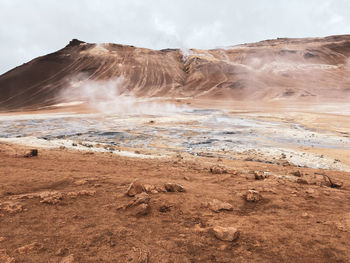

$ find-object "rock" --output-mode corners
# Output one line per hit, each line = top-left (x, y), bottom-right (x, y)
(55, 248), (69, 257)
(296, 178), (309, 184)
(244, 190), (262, 202)
(0, 249), (15, 263)
(0, 237), (6, 242)
(208, 199), (233, 212)
(126, 193), (150, 208)
(212, 226), (240, 242)
(16, 242), (43, 254)
(0, 201), (23, 213)
(133, 203), (150, 217)
(210, 166), (227, 174)
(24, 149), (38, 157)
(183, 176), (190, 181)
(254, 171), (269, 180)
(74, 179), (89, 185)
(143, 184), (156, 193)
(67, 190), (96, 198)
(301, 212), (309, 218)
(164, 183), (184, 192)
(39, 191), (64, 204)
(159, 204), (171, 213)
(291, 170), (302, 177)
(60, 254), (75, 263)
(126, 180), (145, 197)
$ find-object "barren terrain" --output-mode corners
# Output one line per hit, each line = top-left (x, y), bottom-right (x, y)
(1, 101), (350, 263)
(1, 35), (350, 262)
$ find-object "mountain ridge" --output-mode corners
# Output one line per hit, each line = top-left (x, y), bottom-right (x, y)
(1, 35), (350, 110)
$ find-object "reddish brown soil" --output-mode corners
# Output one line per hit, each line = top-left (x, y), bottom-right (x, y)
(1, 143), (350, 263)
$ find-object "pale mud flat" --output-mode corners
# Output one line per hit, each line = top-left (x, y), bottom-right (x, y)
(1, 100), (350, 172)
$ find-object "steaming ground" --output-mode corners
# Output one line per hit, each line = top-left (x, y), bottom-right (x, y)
(1, 100), (350, 262)
(0, 100), (349, 171)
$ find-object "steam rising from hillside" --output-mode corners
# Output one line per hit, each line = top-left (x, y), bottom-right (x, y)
(60, 75), (188, 115)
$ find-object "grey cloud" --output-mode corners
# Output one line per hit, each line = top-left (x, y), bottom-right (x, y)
(0, 0), (349, 74)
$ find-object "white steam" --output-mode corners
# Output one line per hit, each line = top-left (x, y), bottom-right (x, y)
(60, 75), (188, 115)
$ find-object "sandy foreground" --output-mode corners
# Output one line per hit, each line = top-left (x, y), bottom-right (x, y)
(1, 101), (350, 262)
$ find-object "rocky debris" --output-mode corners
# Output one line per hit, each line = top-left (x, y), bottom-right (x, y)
(212, 226), (240, 242)
(210, 165), (227, 174)
(143, 184), (158, 194)
(67, 190), (96, 198)
(244, 190), (262, 202)
(55, 248), (69, 257)
(126, 180), (145, 197)
(39, 191), (64, 204)
(15, 242), (43, 254)
(7, 190), (95, 206)
(60, 254), (75, 263)
(207, 199), (233, 213)
(126, 193), (150, 208)
(0, 237), (6, 242)
(164, 183), (184, 192)
(0, 249), (15, 263)
(254, 171), (269, 180)
(121, 193), (151, 217)
(24, 149), (38, 157)
(0, 201), (23, 213)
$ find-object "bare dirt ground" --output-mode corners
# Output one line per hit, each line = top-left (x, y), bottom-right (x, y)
(1, 102), (350, 263)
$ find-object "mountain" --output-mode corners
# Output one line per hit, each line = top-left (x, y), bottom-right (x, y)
(1, 35), (350, 110)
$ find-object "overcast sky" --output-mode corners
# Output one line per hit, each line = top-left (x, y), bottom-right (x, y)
(0, 0), (349, 74)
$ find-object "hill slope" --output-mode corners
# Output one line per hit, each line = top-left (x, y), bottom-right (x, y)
(1, 35), (350, 110)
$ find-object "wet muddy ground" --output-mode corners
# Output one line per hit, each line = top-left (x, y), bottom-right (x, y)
(1, 108), (349, 171)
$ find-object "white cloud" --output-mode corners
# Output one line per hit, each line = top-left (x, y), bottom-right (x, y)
(0, 0), (350, 74)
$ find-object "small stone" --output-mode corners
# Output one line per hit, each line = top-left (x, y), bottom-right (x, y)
(296, 178), (309, 184)
(0, 237), (6, 242)
(183, 176), (190, 181)
(212, 226), (240, 242)
(291, 170), (302, 177)
(60, 254), (75, 263)
(16, 242), (43, 254)
(24, 149), (38, 157)
(143, 184), (156, 193)
(159, 204), (171, 213)
(164, 183), (184, 192)
(301, 212), (309, 218)
(126, 180), (145, 197)
(133, 203), (150, 217)
(55, 248), (69, 257)
(208, 199), (233, 213)
(210, 166), (227, 174)
(253, 171), (269, 180)
(244, 190), (262, 202)
(74, 179), (89, 186)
